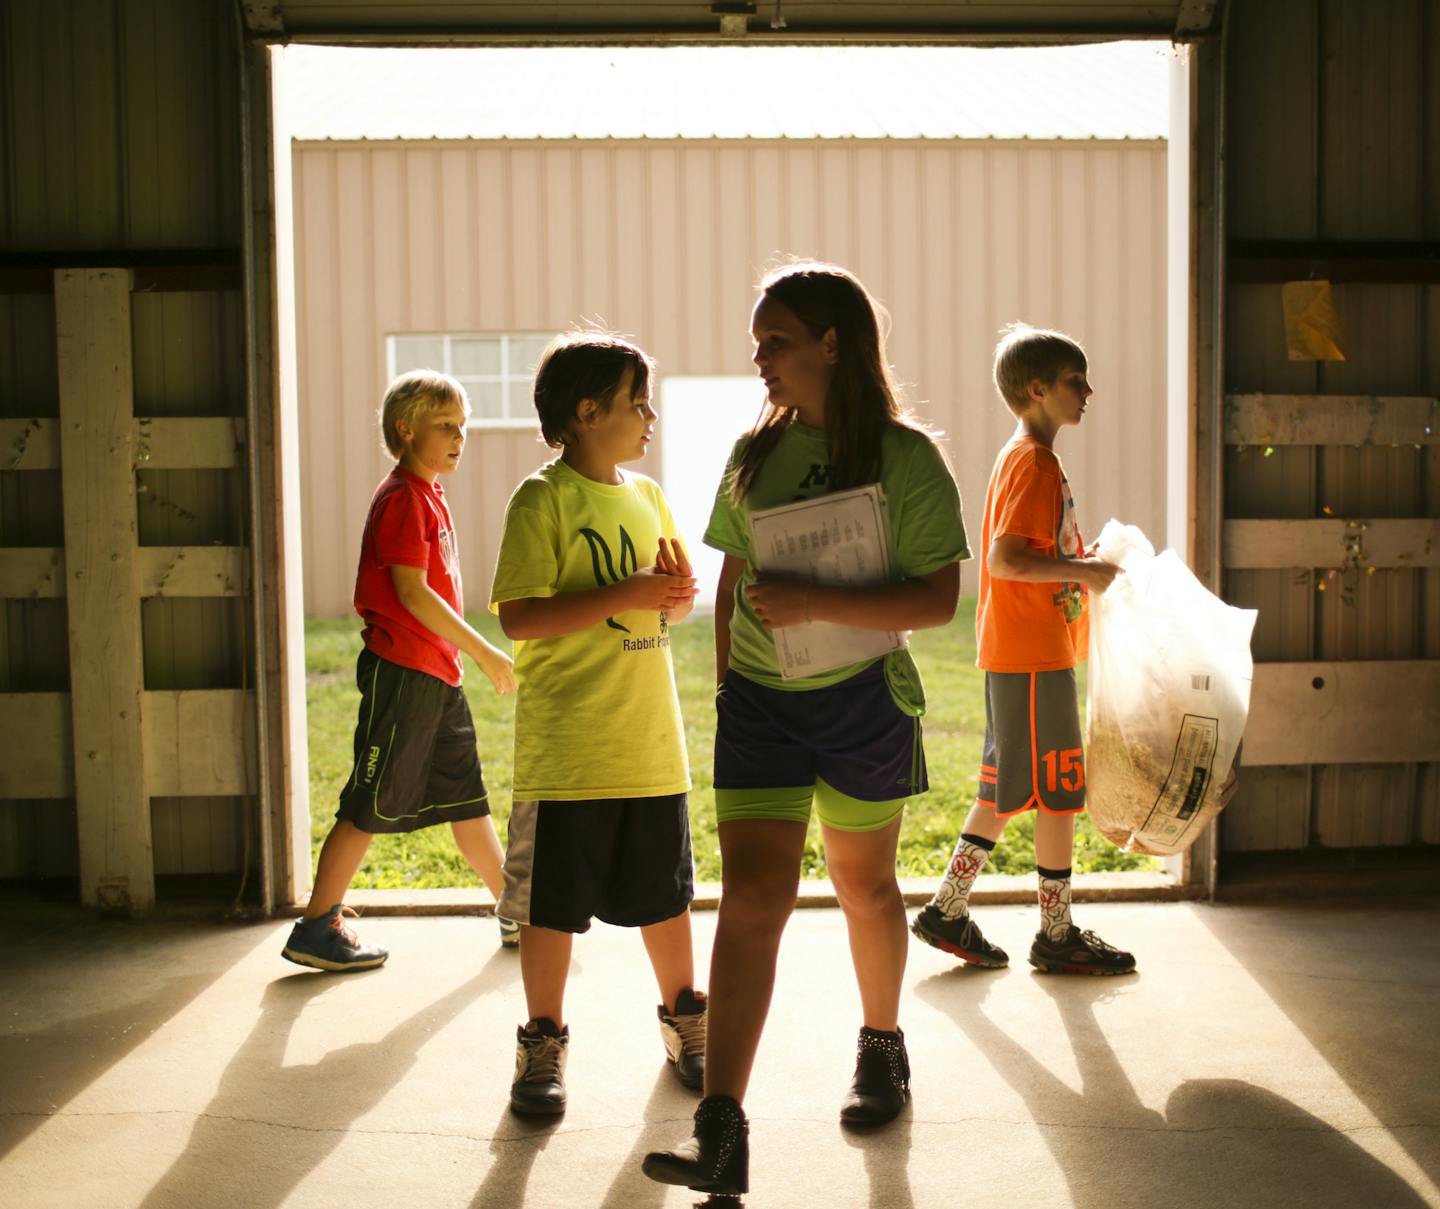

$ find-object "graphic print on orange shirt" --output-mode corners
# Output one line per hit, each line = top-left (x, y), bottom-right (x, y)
(976, 436), (1088, 673)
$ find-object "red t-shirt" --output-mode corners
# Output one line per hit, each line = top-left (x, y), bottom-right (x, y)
(976, 435), (1089, 673)
(353, 467), (464, 685)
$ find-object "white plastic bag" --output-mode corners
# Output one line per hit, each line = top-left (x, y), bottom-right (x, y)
(1085, 520), (1257, 856)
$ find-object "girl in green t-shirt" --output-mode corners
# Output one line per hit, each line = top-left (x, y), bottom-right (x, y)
(643, 262), (970, 1198)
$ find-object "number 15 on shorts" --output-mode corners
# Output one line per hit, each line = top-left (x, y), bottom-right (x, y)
(1041, 748), (1085, 793)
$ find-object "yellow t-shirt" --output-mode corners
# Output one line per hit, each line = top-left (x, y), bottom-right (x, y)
(489, 458), (690, 801)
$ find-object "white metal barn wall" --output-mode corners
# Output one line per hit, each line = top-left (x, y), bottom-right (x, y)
(292, 136), (1169, 617)
(1219, 0), (1440, 858)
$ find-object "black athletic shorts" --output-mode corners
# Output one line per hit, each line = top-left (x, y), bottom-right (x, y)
(497, 793), (694, 934)
(335, 648), (491, 834)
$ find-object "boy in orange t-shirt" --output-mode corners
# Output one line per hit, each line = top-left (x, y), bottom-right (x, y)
(912, 324), (1135, 975)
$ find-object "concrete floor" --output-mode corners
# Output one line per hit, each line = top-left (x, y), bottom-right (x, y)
(2, 898), (1437, 1209)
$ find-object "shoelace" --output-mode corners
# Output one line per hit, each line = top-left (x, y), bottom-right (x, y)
(328, 905), (361, 946)
(670, 1009), (707, 1056)
(521, 1034), (566, 1083)
(1077, 928), (1119, 953)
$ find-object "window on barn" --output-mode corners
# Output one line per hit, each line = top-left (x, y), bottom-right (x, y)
(387, 332), (551, 427)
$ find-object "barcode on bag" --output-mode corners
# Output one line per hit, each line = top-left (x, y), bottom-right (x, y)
(1191, 674), (1212, 692)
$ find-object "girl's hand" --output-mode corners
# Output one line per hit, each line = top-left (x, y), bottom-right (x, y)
(744, 576), (811, 629)
(475, 644), (516, 696)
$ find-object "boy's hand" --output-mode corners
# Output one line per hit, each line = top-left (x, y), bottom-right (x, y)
(624, 567), (698, 612)
(474, 643), (516, 696)
(655, 536), (693, 580)
(1076, 557), (1123, 595)
(744, 575), (811, 629)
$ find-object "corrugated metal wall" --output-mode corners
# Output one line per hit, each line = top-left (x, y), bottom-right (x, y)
(293, 136), (1168, 616)
(0, 0), (253, 891)
(1221, 0), (1440, 854)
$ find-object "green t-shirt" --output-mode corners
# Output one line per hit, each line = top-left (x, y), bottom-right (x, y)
(704, 421), (971, 694)
(490, 458), (690, 801)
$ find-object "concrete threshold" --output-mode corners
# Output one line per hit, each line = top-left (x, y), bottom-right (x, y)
(336, 869), (1199, 918)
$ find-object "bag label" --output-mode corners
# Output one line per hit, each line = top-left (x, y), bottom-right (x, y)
(1138, 714), (1219, 846)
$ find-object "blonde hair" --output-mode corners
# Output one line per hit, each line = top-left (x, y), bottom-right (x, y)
(992, 323), (1087, 415)
(379, 370), (469, 457)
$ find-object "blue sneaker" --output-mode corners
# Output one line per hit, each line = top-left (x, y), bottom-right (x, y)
(281, 904), (388, 972)
(497, 914), (521, 949)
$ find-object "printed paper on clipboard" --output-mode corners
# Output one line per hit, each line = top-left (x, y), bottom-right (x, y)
(748, 484), (905, 679)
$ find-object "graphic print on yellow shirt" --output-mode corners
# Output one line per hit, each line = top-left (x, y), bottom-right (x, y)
(490, 459), (690, 801)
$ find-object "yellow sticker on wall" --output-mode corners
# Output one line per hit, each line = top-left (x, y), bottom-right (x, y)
(1282, 280), (1346, 361)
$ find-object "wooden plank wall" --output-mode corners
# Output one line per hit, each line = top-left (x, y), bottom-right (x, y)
(1221, 0), (1440, 854)
(0, 0), (255, 902)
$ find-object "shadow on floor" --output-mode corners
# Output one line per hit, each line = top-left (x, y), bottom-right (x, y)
(916, 965), (1429, 1209)
(843, 1108), (914, 1209)
(137, 947), (518, 1209)
(1195, 898), (1440, 1193)
(0, 915), (237, 1162)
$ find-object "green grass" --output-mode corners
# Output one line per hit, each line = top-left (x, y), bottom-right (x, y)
(305, 599), (1158, 888)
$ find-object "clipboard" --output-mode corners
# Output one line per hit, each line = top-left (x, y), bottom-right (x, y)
(748, 484), (905, 679)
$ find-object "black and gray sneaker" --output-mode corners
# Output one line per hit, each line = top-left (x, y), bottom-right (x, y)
(1028, 925), (1136, 976)
(658, 987), (707, 1090)
(510, 1018), (569, 1116)
(280, 904), (388, 972)
(911, 904), (1009, 968)
(839, 1026), (911, 1126)
(642, 1094), (748, 1196)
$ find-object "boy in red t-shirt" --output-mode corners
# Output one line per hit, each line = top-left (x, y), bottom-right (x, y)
(282, 370), (517, 971)
(912, 324), (1135, 975)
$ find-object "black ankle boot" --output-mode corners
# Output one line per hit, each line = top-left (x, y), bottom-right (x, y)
(641, 1094), (748, 1195)
(839, 1026), (911, 1125)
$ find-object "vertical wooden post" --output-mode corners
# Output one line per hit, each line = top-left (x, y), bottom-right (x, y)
(245, 41), (313, 911)
(55, 267), (154, 912)
(1186, 32), (1227, 897)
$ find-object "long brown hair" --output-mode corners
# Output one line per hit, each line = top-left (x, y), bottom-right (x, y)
(729, 261), (925, 504)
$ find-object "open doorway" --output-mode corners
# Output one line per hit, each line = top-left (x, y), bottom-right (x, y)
(274, 41), (1175, 896)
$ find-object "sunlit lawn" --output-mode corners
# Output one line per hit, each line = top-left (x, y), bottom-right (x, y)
(305, 598), (1157, 888)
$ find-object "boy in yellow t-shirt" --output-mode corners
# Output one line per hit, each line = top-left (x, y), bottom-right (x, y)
(912, 323), (1135, 976)
(490, 331), (705, 1116)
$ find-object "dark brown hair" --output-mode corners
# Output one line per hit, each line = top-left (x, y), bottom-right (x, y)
(532, 330), (655, 449)
(730, 261), (927, 504)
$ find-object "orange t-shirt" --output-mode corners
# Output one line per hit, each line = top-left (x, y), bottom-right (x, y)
(976, 435), (1089, 673)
